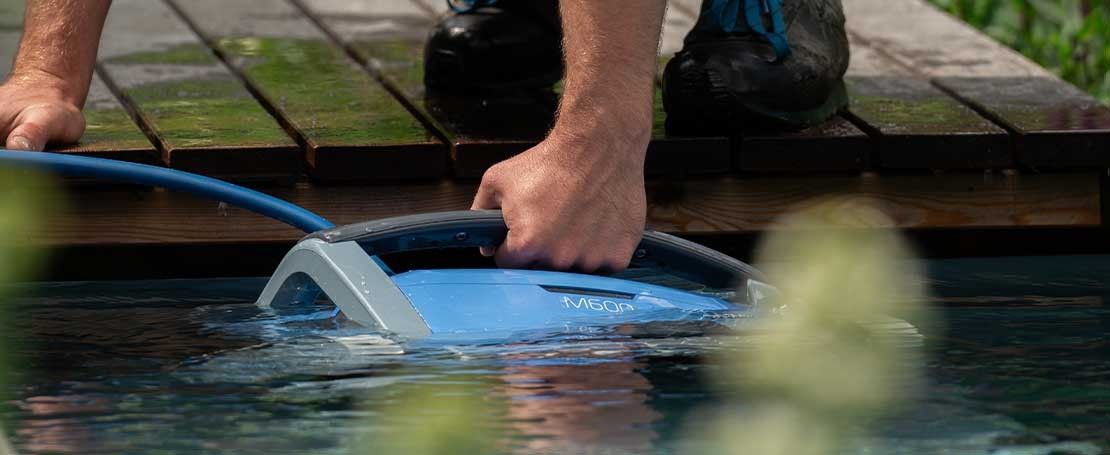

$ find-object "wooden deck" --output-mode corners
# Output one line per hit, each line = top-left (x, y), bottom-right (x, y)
(3, 0), (1110, 279)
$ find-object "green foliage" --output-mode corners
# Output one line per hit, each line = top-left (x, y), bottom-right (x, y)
(929, 0), (1110, 104)
(352, 378), (509, 455)
(691, 198), (933, 454)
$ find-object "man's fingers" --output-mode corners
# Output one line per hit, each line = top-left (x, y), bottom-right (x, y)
(493, 231), (539, 269)
(5, 122), (47, 151)
(5, 105), (85, 151)
(470, 176), (501, 211)
(472, 169), (504, 256)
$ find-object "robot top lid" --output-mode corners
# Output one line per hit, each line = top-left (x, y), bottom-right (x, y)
(256, 210), (778, 338)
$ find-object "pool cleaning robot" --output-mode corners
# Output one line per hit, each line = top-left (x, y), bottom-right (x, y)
(0, 150), (777, 338)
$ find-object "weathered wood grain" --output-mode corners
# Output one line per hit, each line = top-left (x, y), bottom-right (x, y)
(39, 172), (1098, 249)
(97, 0), (299, 182)
(301, 0), (731, 177)
(0, 1), (23, 75)
(843, 0), (1110, 169)
(169, 0), (446, 182)
(668, 0), (702, 19)
(845, 43), (1010, 169)
(52, 75), (160, 164)
(0, 2), (157, 163)
(649, 82), (732, 174)
(738, 117), (870, 172)
(660, 1), (694, 57)
(296, 0), (554, 178)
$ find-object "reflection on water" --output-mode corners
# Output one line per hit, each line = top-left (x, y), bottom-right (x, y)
(1, 256), (1108, 454)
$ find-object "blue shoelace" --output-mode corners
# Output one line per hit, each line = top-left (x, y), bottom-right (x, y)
(448, 0), (497, 13)
(706, 0), (792, 61)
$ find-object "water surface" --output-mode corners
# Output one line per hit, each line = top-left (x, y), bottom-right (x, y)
(1, 256), (1108, 454)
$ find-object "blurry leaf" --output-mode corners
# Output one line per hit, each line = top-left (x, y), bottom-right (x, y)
(0, 168), (62, 453)
(690, 197), (933, 455)
(352, 378), (509, 455)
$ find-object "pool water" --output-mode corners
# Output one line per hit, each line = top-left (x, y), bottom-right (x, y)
(1, 256), (1108, 454)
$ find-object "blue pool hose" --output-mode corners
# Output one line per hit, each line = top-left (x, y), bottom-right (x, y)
(0, 150), (336, 233)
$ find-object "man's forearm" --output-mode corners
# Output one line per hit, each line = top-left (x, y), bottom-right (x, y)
(9, 0), (112, 107)
(554, 0), (666, 161)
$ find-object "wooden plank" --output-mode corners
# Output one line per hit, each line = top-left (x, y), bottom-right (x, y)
(0, 2), (156, 163)
(168, 0), (446, 182)
(738, 117), (870, 172)
(296, 0), (555, 178)
(0, 1), (22, 76)
(51, 76), (160, 164)
(845, 43), (1010, 169)
(843, 0), (1110, 169)
(301, 0), (729, 177)
(648, 82), (732, 174)
(660, 1), (694, 57)
(96, 0), (299, 183)
(38, 172), (1099, 248)
(45, 225), (1110, 280)
(668, 0), (702, 19)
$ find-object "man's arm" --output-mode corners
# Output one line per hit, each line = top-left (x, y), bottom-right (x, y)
(1, 0), (111, 151)
(472, 0), (666, 272)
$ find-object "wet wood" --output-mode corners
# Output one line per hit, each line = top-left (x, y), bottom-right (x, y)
(0, 2), (23, 76)
(648, 83), (732, 175)
(96, 0), (299, 183)
(38, 172), (1098, 249)
(51, 76), (160, 165)
(0, 4), (156, 164)
(843, 0), (1110, 169)
(169, 0), (446, 182)
(300, 0), (731, 178)
(43, 224), (1110, 280)
(660, 1), (694, 57)
(845, 43), (1010, 169)
(295, 0), (554, 178)
(738, 117), (869, 172)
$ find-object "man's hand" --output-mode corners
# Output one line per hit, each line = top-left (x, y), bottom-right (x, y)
(1, 0), (112, 151)
(472, 131), (648, 273)
(471, 0), (665, 272)
(0, 72), (85, 151)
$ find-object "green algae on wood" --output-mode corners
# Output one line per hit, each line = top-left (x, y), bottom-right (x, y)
(105, 43), (216, 66)
(48, 76), (158, 164)
(739, 117), (870, 172)
(101, 59), (293, 149)
(845, 44), (1010, 169)
(300, 0), (553, 178)
(170, 0), (445, 181)
(216, 37), (430, 145)
(97, 0), (298, 182)
(101, 69), (293, 149)
(843, 0), (1110, 168)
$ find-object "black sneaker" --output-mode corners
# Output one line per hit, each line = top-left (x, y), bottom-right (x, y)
(424, 0), (563, 94)
(662, 0), (851, 135)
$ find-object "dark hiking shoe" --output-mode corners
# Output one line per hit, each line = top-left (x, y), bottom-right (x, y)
(662, 0), (851, 135)
(424, 0), (563, 94)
